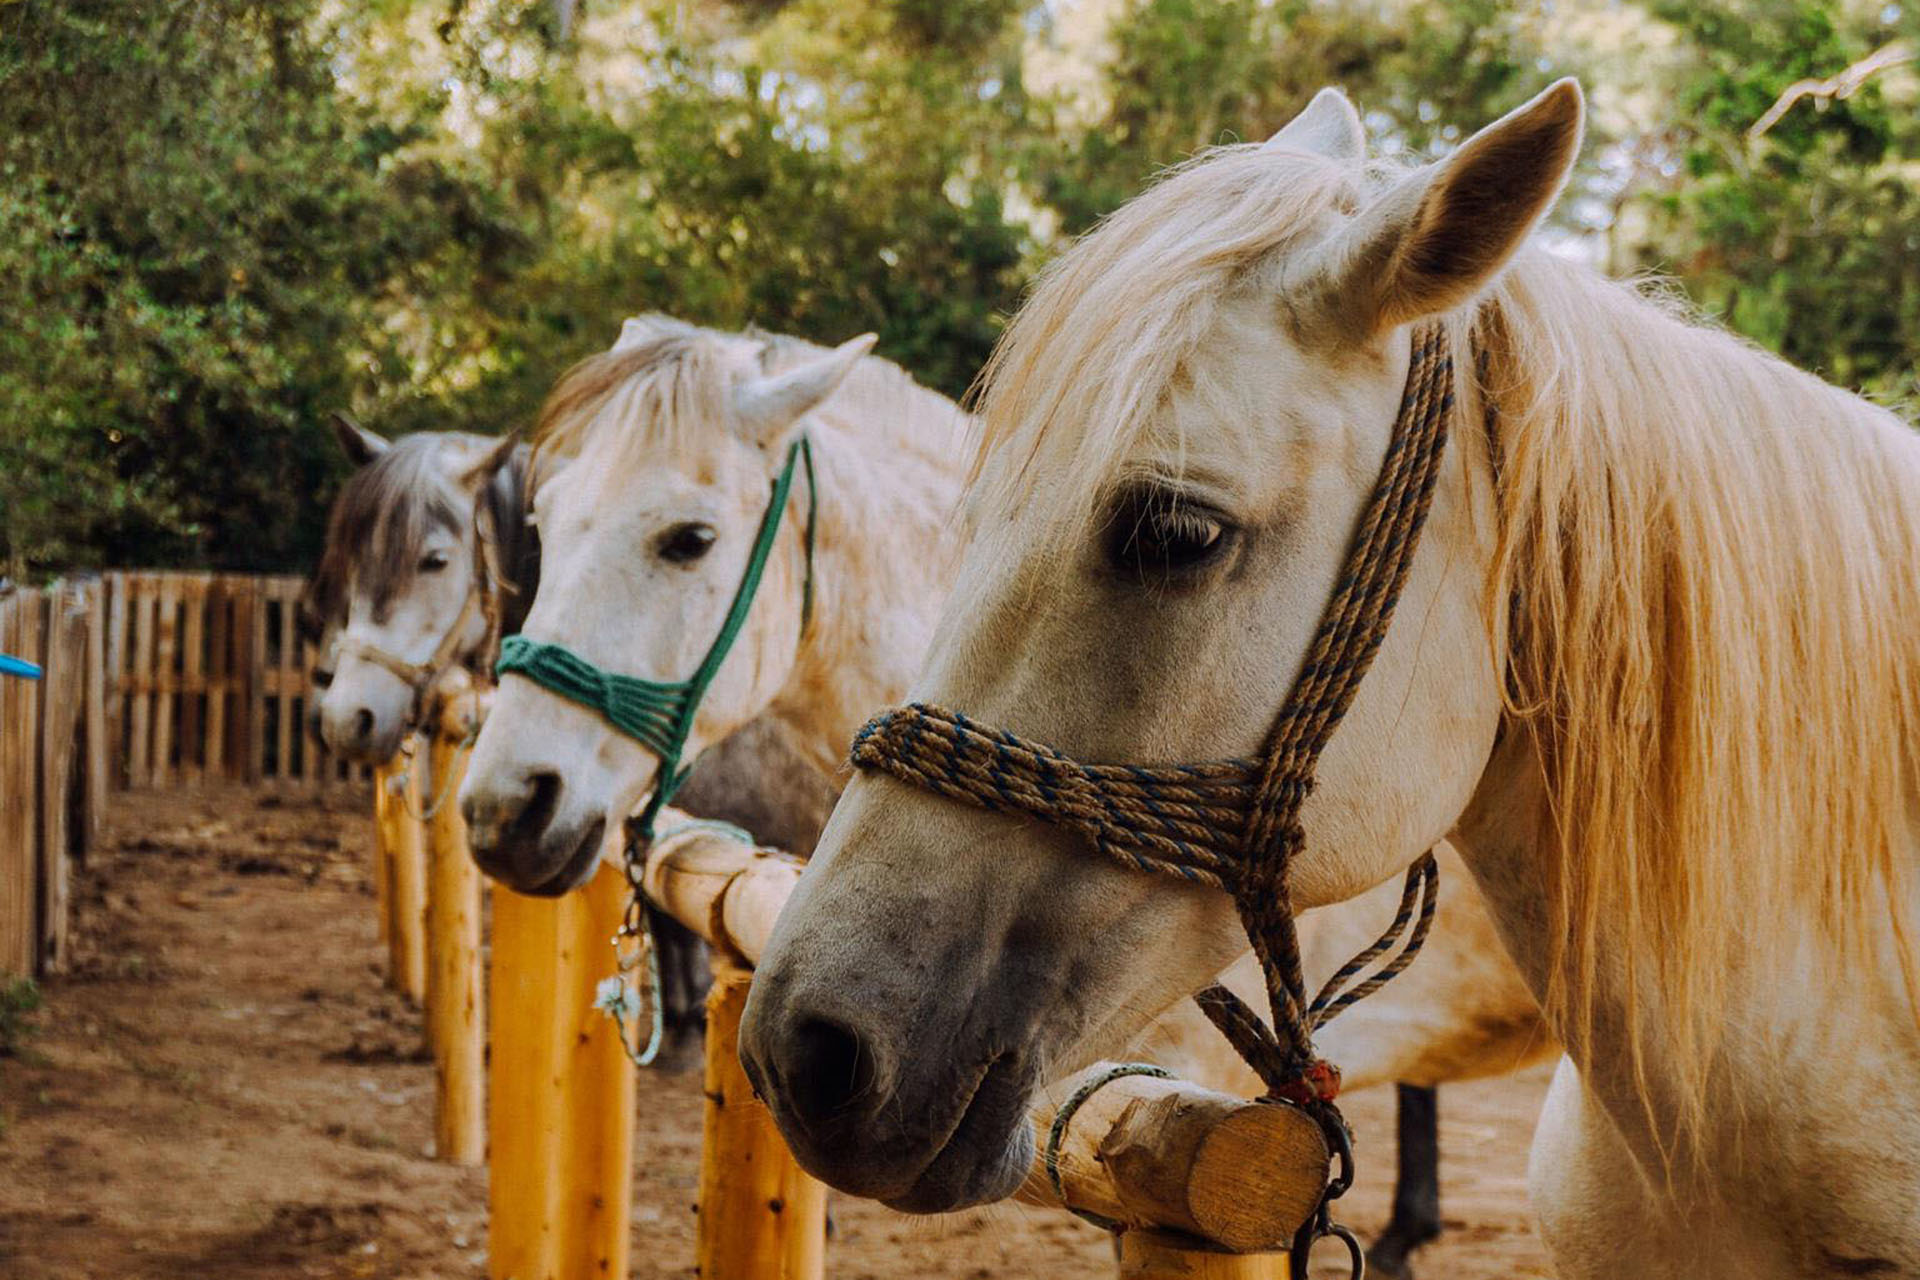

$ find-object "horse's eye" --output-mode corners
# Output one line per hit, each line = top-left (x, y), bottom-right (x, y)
(659, 523), (717, 564)
(419, 550), (450, 573)
(1107, 491), (1234, 581)
(312, 667), (334, 689)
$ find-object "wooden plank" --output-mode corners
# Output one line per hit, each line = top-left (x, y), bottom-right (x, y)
(81, 580), (106, 851)
(697, 954), (827, 1280)
(127, 574), (154, 788)
(274, 585), (294, 781)
(204, 579), (229, 781)
(103, 573), (125, 791)
(0, 594), (37, 975)
(244, 579), (266, 785)
(151, 574), (178, 788)
(37, 586), (84, 973)
(425, 720), (484, 1166)
(179, 577), (206, 781)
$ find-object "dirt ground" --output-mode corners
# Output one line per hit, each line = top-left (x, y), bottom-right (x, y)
(0, 783), (1554, 1279)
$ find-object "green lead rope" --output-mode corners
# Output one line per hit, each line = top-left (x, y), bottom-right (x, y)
(494, 436), (818, 1068)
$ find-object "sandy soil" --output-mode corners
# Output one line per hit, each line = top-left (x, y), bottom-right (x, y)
(0, 783), (1555, 1279)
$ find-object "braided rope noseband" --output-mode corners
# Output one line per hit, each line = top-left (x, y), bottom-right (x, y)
(851, 323), (1456, 1268)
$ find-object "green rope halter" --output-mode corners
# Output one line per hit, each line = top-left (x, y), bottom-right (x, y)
(494, 435), (817, 840)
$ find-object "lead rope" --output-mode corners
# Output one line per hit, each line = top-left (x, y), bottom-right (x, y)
(851, 324), (1458, 1273)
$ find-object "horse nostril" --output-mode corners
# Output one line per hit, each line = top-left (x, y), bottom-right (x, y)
(781, 1014), (877, 1129)
(509, 770), (562, 842)
(352, 708), (374, 742)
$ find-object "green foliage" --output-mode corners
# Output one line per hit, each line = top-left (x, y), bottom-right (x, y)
(2, 0), (1915, 577)
(1032, 0), (1572, 236)
(0, 0), (525, 572)
(0, 976), (42, 1057)
(1619, 1), (1920, 400)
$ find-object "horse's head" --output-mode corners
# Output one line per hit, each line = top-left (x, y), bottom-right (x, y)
(740, 82), (1583, 1210)
(460, 317), (874, 896)
(312, 418), (516, 763)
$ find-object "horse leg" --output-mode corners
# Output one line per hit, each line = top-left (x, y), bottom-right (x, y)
(647, 903), (709, 1073)
(1366, 1083), (1444, 1279)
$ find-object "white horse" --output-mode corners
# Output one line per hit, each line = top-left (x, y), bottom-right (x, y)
(739, 81), (1920, 1279)
(459, 314), (1551, 1272)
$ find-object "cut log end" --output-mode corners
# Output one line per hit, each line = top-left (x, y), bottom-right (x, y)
(1021, 1071), (1330, 1254)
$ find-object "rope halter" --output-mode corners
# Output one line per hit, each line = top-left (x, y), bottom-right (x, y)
(850, 324), (1456, 1273)
(330, 480), (515, 736)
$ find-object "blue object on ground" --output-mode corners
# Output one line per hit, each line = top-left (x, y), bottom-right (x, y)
(0, 654), (43, 680)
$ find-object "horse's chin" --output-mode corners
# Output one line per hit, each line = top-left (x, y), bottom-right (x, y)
(786, 1050), (1037, 1214)
(470, 813), (606, 897)
(879, 1108), (1034, 1215)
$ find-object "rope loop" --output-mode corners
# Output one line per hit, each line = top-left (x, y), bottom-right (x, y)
(1042, 1063), (1174, 1232)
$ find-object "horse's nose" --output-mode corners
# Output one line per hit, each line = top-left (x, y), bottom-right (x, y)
(741, 1002), (886, 1139)
(319, 698), (383, 757)
(461, 769), (566, 887)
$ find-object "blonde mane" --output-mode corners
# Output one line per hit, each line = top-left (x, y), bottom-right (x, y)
(971, 142), (1920, 1143)
(534, 321), (967, 478)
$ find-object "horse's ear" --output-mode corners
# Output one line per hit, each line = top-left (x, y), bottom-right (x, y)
(331, 413), (389, 466)
(614, 313), (689, 351)
(457, 432), (520, 494)
(1302, 78), (1583, 339)
(733, 334), (878, 447)
(1262, 88), (1365, 160)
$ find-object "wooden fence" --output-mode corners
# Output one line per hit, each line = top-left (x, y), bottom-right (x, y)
(2, 570), (370, 977)
(0, 581), (106, 976)
(102, 571), (365, 789)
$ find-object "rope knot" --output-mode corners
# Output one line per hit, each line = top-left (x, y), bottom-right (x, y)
(1265, 1059), (1341, 1106)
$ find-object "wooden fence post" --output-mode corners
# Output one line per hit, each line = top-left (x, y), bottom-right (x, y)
(488, 885), (567, 1280)
(152, 575), (178, 788)
(697, 952), (828, 1280)
(1117, 1233), (1290, 1279)
(0, 591), (42, 975)
(128, 574), (153, 788)
(487, 850), (636, 1280)
(103, 573), (125, 791)
(35, 586), (86, 974)
(425, 708), (485, 1166)
(82, 580), (107, 846)
(559, 861), (635, 1280)
(373, 758), (428, 1003)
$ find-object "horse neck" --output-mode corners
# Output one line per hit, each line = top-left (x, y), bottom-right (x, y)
(1455, 632), (1920, 1186)
(764, 414), (969, 777)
